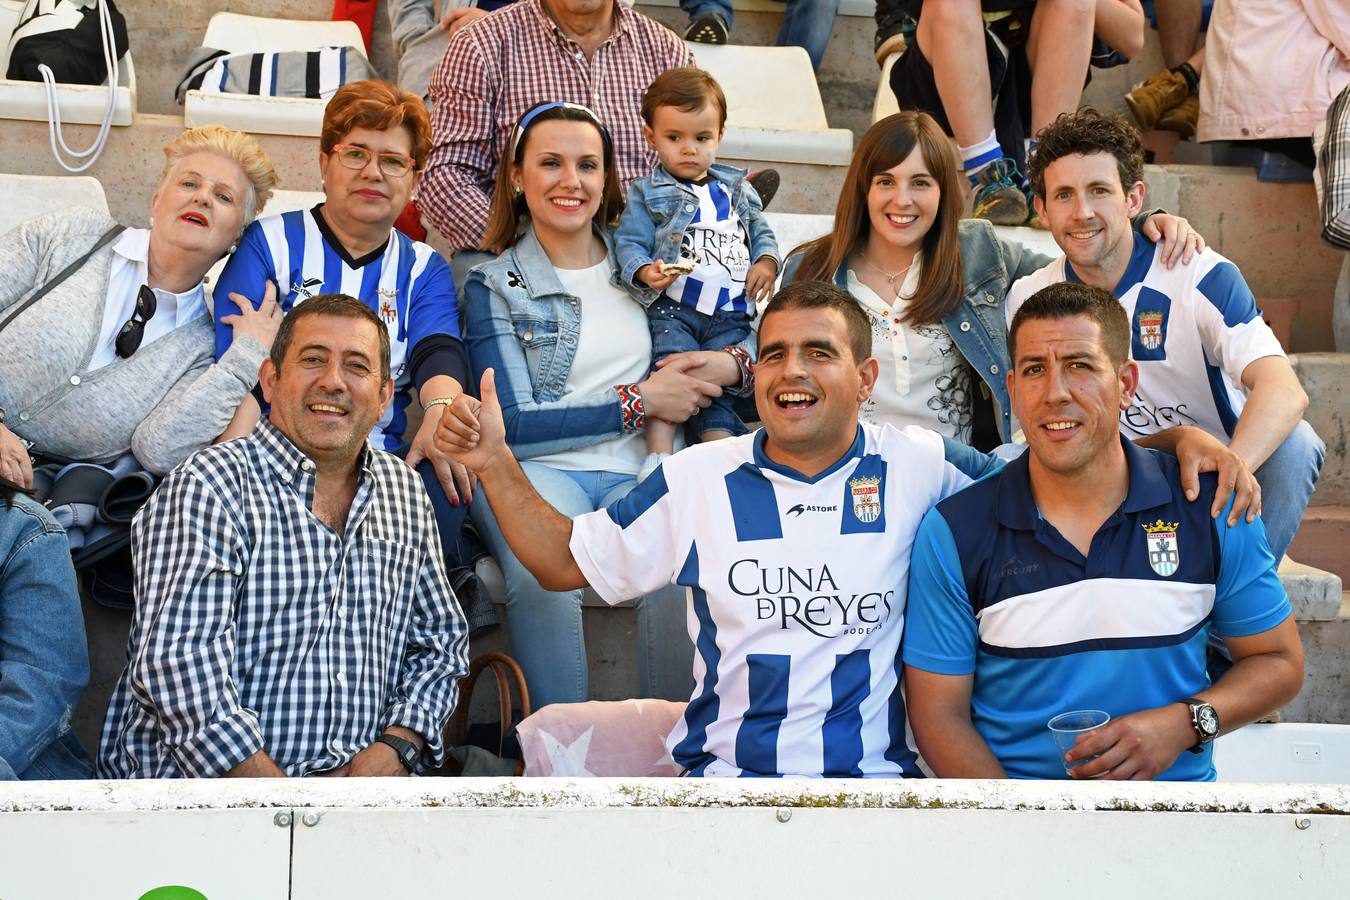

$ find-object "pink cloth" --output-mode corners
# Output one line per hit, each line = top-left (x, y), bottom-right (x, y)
(518, 699), (687, 777)
(1199, 0), (1350, 142)
(420, 0), (695, 251)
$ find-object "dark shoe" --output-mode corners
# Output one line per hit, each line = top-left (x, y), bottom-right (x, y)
(684, 12), (728, 45)
(748, 168), (780, 210)
(971, 158), (1029, 226)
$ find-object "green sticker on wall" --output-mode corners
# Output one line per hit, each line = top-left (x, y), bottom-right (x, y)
(138, 888), (208, 900)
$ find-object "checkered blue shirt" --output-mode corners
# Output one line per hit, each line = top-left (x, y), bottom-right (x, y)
(97, 419), (468, 778)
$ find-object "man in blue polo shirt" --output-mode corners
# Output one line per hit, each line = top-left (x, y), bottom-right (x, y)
(904, 282), (1304, 781)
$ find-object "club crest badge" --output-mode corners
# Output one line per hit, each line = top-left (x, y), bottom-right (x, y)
(848, 475), (881, 524)
(1143, 518), (1180, 577)
(378, 287), (398, 325)
(1137, 310), (1165, 351)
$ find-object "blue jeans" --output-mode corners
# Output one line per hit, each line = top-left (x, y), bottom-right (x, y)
(1252, 420), (1325, 562)
(472, 462), (692, 709)
(649, 299), (751, 438)
(778, 0), (841, 71)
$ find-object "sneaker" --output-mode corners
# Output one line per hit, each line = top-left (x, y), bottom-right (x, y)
(970, 158), (1029, 226)
(748, 168), (780, 210)
(684, 12), (728, 45)
(1124, 68), (1190, 131)
(1156, 92), (1199, 141)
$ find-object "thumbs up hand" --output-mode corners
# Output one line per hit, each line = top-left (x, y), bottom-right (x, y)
(434, 368), (509, 472)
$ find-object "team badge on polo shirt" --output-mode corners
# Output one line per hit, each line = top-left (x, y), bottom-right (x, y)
(1143, 519), (1181, 577)
(378, 287), (398, 325)
(1138, 309), (1165, 350)
(849, 475), (882, 524)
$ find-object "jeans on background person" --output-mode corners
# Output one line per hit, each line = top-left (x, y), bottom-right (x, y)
(472, 461), (693, 709)
(778, 0), (841, 71)
(1252, 419), (1326, 563)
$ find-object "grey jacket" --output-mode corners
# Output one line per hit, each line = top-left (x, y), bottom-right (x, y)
(0, 208), (267, 474)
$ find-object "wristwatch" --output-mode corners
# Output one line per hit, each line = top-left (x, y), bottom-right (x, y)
(375, 733), (420, 772)
(1180, 697), (1220, 753)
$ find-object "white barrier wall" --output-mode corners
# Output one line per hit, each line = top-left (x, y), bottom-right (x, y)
(1, 778), (1347, 899)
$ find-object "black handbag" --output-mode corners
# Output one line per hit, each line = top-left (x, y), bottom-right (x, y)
(5, 0), (129, 85)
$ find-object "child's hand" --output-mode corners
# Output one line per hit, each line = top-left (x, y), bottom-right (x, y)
(637, 261), (679, 291)
(746, 258), (778, 303)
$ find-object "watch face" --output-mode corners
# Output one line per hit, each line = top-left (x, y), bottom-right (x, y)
(1196, 705), (1219, 737)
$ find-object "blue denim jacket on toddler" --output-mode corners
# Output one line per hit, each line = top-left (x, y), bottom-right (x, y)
(615, 162), (780, 308)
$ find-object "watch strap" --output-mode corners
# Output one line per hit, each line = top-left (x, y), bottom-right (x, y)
(1180, 696), (1218, 753)
(375, 733), (419, 771)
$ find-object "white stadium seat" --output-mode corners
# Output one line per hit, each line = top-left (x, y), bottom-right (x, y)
(183, 13), (366, 138)
(0, 0), (136, 127)
(687, 43), (853, 167)
(0, 173), (109, 235)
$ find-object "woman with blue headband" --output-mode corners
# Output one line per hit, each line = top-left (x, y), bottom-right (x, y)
(465, 102), (749, 707)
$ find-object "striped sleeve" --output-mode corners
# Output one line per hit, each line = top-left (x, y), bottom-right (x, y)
(569, 465), (681, 605)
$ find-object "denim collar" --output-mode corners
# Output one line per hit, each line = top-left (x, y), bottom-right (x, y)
(996, 435), (1174, 530)
(646, 161), (748, 191)
(508, 222), (620, 301)
(1064, 229), (1154, 299)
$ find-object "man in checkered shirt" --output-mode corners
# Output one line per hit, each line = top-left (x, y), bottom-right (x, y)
(98, 295), (469, 778)
(419, 0), (694, 279)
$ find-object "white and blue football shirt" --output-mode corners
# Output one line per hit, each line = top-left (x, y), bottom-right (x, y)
(213, 205), (460, 451)
(1005, 232), (1286, 441)
(666, 178), (752, 316)
(569, 422), (1002, 777)
(903, 438), (1291, 781)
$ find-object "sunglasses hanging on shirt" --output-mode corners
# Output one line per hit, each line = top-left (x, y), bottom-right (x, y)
(115, 284), (158, 358)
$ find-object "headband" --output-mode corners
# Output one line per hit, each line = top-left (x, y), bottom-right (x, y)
(511, 101), (613, 162)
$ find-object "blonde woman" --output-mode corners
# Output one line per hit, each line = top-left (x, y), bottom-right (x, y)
(0, 125), (281, 483)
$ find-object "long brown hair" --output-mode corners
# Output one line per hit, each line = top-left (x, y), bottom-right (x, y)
(792, 111), (965, 326)
(480, 102), (624, 255)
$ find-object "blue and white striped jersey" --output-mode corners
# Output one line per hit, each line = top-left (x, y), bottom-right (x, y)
(1006, 232), (1285, 442)
(213, 206), (460, 451)
(666, 179), (752, 316)
(569, 422), (1001, 777)
(903, 438), (1291, 781)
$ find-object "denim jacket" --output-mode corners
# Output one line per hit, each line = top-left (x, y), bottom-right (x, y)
(0, 494), (91, 781)
(782, 218), (1052, 444)
(615, 162), (781, 305)
(465, 224), (640, 460)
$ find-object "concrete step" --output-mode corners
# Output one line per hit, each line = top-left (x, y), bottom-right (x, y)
(1289, 506), (1350, 585)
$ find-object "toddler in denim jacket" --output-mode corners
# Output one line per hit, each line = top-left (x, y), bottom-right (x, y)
(615, 67), (780, 479)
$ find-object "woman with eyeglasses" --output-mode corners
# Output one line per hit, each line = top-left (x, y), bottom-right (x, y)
(0, 125), (280, 487)
(460, 102), (747, 707)
(212, 79), (483, 620)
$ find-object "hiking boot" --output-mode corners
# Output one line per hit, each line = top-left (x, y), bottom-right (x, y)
(1156, 91), (1199, 141)
(971, 158), (1029, 226)
(684, 12), (728, 44)
(1125, 68), (1190, 131)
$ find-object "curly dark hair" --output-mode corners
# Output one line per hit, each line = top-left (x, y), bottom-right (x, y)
(1027, 108), (1145, 201)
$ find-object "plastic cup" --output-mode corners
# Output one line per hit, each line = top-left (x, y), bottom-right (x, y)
(1047, 709), (1111, 776)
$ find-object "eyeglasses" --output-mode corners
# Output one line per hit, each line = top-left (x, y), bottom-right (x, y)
(115, 285), (158, 359)
(330, 144), (417, 178)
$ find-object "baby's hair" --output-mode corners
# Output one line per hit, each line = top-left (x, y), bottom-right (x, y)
(640, 67), (727, 131)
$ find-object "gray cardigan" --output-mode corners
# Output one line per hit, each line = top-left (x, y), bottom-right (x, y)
(0, 207), (267, 474)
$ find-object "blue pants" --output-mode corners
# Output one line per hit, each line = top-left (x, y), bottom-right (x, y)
(649, 299), (751, 438)
(1252, 419), (1325, 562)
(471, 463), (693, 709)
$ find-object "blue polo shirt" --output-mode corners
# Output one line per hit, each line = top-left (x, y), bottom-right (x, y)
(902, 438), (1291, 781)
